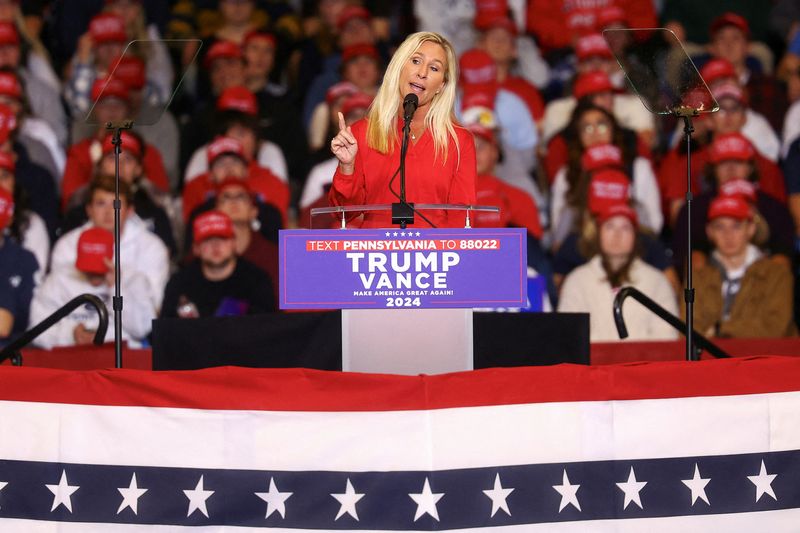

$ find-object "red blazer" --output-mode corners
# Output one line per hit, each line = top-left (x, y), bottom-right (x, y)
(329, 118), (477, 229)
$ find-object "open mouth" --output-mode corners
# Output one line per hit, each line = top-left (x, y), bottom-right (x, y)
(409, 82), (425, 93)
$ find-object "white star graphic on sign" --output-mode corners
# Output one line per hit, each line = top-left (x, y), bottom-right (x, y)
(183, 475), (214, 518)
(331, 478), (364, 521)
(255, 477), (293, 519)
(401, 231), (406, 236)
(117, 473), (148, 515)
(0, 480), (7, 509)
(415, 232), (421, 236)
(616, 467), (647, 510)
(552, 469), (581, 512)
(46, 470), (79, 513)
(482, 473), (514, 517)
(682, 464), (711, 506)
(409, 477), (444, 521)
(747, 460), (777, 502)
(385, 232), (390, 236)
(393, 232), (398, 237)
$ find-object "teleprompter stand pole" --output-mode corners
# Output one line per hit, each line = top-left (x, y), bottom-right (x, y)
(675, 107), (698, 361)
(106, 119), (134, 369)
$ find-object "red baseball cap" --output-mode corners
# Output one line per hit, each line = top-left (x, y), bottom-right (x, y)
(596, 6), (627, 29)
(459, 49), (497, 86)
(709, 132), (755, 163)
(596, 202), (637, 227)
(0, 71), (21, 100)
(337, 5), (371, 31)
(0, 103), (17, 145)
(712, 82), (747, 105)
(243, 30), (276, 48)
(341, 92), (373, 117)
(110, 55), (146, 90)
(588, 169), (630, 215)
(462, 84), (497, 112)
(719, 178), (757, 202)
(76, 227), (114, 275)
(0, 187), (12, 231)
(204, 40), (242, 68)
(575, 34), (613, 62)
(467, 122), (497, 145)
(581, 143), (622, 172)
(101, 131), (142, 159)
(477, 15), (517, 35)
(708, 195), (752, 221)
(89, 13), (128, 44)
(325, 81), (358, 106)
(682, 86), (715, 112)
(91, 77), (130, 103)
(193, 210), (234, 243)
(0, 22), (19, 47)
(207, 136), (246, 166)
(700, 58), (737, 86)
(710, 12), (750, 38)
(341, 43), (379, 64)
(566, 9), (596, 37)
(216, 85), (258, 115)
(573, 70), (614, 100)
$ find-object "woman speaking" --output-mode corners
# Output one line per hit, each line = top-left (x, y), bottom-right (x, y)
(329, 32), (477, 228)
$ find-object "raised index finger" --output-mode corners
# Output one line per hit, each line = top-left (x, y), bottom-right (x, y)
(338, 111), (346, 132)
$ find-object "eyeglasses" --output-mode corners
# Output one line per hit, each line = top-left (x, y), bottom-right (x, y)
(579, 121), (611, 135)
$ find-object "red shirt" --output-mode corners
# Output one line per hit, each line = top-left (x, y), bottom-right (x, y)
(329, 118), (477, 229)
(61, 137), (170, 210)
(525, 0), (657, 52)
(182, 162), (290, 223)
(474, 173), (543, 239)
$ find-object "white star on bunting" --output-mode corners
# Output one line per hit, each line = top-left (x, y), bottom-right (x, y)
(117, 473), (148, 515)
(682, 464), (711, 506)
(409, 477), (444, 521)
(616, 467), (647, 510)
(46, 470), (79, 513)
(482, 473), (514, 517)
(255, 477), (293, 519)
(747, 460), (777, 502)
(552, 469), (581, 512)
(331, 478), (364, 521)
(183, 475), (214, 518)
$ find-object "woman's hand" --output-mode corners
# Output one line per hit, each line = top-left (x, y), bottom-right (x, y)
(331, 112), (357, 174)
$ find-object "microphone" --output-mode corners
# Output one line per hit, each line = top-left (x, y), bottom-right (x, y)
(403, 93), (419, 122)
(392, 94), (419, 228)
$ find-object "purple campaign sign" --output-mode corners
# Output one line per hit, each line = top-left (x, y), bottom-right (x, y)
(279, 228), (527, 309)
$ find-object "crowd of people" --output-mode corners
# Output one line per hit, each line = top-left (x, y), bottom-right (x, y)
(1, 0), (800, 348)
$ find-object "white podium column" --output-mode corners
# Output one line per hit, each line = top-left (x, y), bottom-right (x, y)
(341, 309), (473, 375)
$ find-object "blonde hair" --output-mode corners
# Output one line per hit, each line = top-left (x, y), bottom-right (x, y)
(366, 31), (460, 162)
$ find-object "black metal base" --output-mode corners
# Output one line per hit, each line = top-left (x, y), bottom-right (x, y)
(392, 202), (415, 228)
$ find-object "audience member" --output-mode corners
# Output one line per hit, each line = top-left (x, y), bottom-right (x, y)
(672, 133), (795, 274)
(0, 148), (49, 273)
(50, 176), (169, 312)
(550, 104), (661, 250)
(691, 195), (796, 337)
(0, 187), (37, 347)
(558, 203), (678, 341)
(161, 210), (275, 318)
(61, 77), (170, 209)
(30, 226), (158, 348)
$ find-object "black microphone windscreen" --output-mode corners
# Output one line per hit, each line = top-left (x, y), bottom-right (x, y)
(404, 93), (419, 107)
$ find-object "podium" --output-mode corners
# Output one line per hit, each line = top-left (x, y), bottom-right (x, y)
(278, 203), (527, 375)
